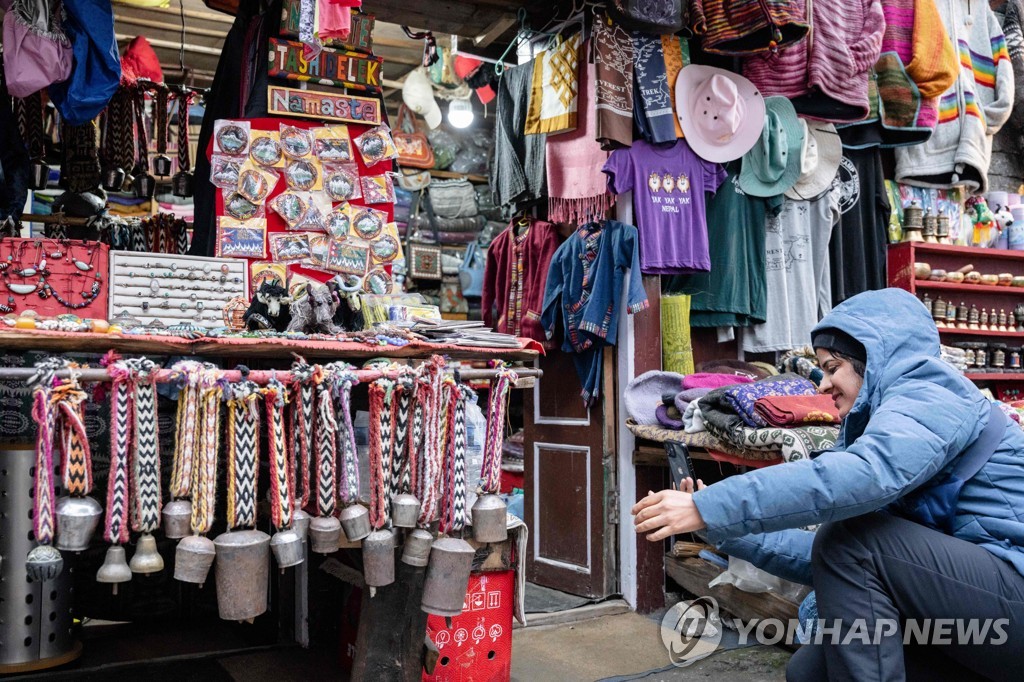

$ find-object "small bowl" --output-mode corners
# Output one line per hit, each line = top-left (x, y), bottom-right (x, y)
(945, 272), (965, 283)
(966, 271), (983, 284)
(981, 274), (1000, 286)
(914, 262), (932, 280)
(1012, 276), (1024, 288)
(999, 273), (1014, 286)
(929, 269), (947, 281)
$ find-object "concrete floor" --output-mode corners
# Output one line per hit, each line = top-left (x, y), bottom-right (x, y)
(512, 612), (791, 682)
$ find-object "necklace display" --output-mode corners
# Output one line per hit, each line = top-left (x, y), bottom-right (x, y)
(0, 239), (103, 313)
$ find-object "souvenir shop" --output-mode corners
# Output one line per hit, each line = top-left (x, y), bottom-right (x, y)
(4, 0), (1024, 678)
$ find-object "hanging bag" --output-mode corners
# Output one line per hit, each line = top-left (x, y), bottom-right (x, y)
(428, 178), (478, 219)
(2, 0), (72, 98)
(407, 190), (443, 280)
(394, 104), (436, 170)
(458, 239), (485, 298)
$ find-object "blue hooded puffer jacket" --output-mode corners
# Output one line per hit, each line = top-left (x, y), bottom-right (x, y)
(693, 288), (1024, 584)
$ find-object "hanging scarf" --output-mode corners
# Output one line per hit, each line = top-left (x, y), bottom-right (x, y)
(525, 32), (582, 135)
(479, 366), (518, 494)
(226, 379), (260, 529)
(593, 14), (634, 150)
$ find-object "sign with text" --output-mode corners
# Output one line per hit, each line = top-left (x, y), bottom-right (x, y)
(279, 0), (375, 55)
(267, 85), (383, 125)
(269, 38), (383, 92)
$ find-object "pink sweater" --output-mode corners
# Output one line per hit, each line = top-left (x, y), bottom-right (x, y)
(742, 0), (885, 122)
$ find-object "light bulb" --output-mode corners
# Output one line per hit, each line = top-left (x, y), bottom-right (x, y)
(448, 99), (474, 129)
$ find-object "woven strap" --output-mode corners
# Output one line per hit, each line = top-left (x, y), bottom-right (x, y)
(133, 86), (150, 169)
(334, 368), (360, 505)
(15, 92), (45, 160)
(368, 379), (391, 529)
(176, 91), (192, 171)
(170, 361), (205, 499)
(415, 356), (447, 526)
(56, 384), (91, 496)
(29, 365), (61, 546)
(131, 360), (161, 533)
(441, 384), (471, 534)
(290, 360), (315, 510)
(315, 369), (338, 517)
(265, 377), (293, 529)
(155, 89), (169, 156)
(191, 373), (222, 535)
(227, 379), (260, 529)
(391, 376), (414, 495)
(479, 366), (518, 494)
(108, 87), (135, 173)
(106, 362), (133, 544)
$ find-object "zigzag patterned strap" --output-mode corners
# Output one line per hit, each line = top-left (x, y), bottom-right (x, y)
(227, 380), (260, 529)
(131, 360), (162, 533)
(106, 362), (134, 544)
(56, 384), (92, 497)
(30, 382), (58, 546)
(191, 373), (222, 535)
(379, 380), (395, 524)
(439, 381), (461, 534)
(451, 386), (471, 532)
(290, 360), (315, 510)
(170, 361), (204, 499)
(393, 376), (414, 494)
(334, 368), (360, 505)
(314, 368), (338, 517)
(417, 357), (447, 526)
(265, 377), (293, 529)
(479, 366), (518, 494)
(367, 379), (391, 528)
(436, 378), (455, 513)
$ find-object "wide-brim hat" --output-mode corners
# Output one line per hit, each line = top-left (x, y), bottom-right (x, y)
(785, 119), (842, 200)
(698, 359), (774, 381)
(739, 96), (804, 197)
(625, 371), (685, 425)
(675, 64), (765, 163)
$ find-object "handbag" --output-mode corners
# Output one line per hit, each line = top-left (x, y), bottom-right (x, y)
(458, 240), (485, 298)
(409, 242), (443, 280)
(397, 168), (432, 191)
(394, 104), (436, 170)
(2, 0), (72, 98)
(428, 178), (478, 219)
(607, 0), (688, 35)
(440, 275), (469, 314)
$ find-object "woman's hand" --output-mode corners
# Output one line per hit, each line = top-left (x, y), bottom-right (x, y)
(631, 477), (708, 542)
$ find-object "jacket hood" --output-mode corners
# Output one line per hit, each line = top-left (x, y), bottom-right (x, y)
(812, 288), (939, 434)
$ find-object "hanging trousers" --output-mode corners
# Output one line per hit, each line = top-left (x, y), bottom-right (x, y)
(785, 512), (1024, 681)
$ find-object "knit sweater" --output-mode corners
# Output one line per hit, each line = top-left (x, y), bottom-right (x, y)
(742, 0), (885, 122)
(691, 0), (808, 55)
(895, 0), (1015, 194)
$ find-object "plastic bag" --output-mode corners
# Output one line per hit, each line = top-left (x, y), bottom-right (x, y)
(708, 557), (810, 604)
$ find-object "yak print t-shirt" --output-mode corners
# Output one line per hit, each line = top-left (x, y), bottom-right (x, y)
(603, 139), (726, 274)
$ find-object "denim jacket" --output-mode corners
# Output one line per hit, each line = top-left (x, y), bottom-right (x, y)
(541, 220), (648, 403)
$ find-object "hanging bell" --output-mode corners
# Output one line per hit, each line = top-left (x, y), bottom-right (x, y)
(339, 503), (372, 542)
(391, 493), (421, 529)
(103, 166), (126, 192)
(270, 528), (304, 569)
(291, 508), (311, 544)
(471, 494), (508, 543)
(421, 537), (475, 616)
(309, 515), (342, 554)
(96, 545), (132, 593)
(363, 529), (396, 588)
(121, 166), (138, 194)
(30, 160), (50, 190)
(174, 534), (216, 585)
(134, 172), (157, 199)
(162, 499), (193, 540)
(152, 154), (173, 178)
(402, 529), (434, 567)
(172, 170), (194, 198)
(55, 495), (103, 552)
(214, 529), (271, 622)
(25, 545), (64, 582)
(130, 533), (165, 574)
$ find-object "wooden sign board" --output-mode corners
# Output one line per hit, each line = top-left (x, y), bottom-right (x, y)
(267, 85), (383, 125)
(279, 0), (375, 55)
(268, 38), (383, 92)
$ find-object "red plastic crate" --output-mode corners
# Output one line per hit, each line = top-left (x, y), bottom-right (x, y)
(425, 570), (514, 682)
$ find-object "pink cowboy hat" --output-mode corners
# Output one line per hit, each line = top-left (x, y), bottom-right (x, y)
(676, 64), (765, 163)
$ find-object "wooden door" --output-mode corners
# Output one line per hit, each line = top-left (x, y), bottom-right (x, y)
(524, 349), (617, 598)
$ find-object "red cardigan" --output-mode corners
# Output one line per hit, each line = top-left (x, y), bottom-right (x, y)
(482, 218), (561, 346)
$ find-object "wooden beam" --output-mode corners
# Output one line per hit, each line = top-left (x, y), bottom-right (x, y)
(473, 13), (517, 47)
(143, 5), (235, 25)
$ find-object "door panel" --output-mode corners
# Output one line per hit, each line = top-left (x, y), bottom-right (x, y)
(525, 349), (617, 598)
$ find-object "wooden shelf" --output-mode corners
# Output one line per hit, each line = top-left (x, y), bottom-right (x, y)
(966, 373), (1024, 381)
(904, 242), (1024, 262)
(429, 170), (488, 184)
(915, 280), (1024, 295)
(937, 327), (1024, 337)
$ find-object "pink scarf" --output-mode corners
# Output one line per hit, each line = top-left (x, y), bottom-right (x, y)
(546, 42), (613, 225)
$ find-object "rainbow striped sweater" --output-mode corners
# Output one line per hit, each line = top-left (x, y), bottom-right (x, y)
(896, 0), (1015, 194)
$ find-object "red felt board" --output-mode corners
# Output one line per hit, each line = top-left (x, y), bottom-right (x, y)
(208, 116), (394, 286)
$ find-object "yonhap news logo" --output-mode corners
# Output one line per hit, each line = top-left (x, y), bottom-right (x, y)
(660, 597), (723, 667)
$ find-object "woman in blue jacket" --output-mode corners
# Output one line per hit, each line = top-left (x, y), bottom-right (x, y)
(633, 289), (1024, 681)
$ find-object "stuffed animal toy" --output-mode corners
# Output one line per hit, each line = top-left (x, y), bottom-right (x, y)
(995, 206), (1015, 249)
(327, 276), (365, 331)
(967, 196), (998, 247)
(244, 282), (292, 332)
(287, 283), (343, 334)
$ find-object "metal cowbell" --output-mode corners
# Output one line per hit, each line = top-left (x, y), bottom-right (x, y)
(102, 166), (126, 192)
(134, 172), (157, 199)
(30, 161), (50, 190)
(55, 495), (102, 552)
(291, 508), (311, 544)
(96, 545), (132, 593)
(339, 503), (371, 542)
(162, 500), (192, 540)
(214, 529), (271, 622)
(172, 171), (194, 198)
(471, 494), (508, 543)
(270, 528), (304, 569)
(390, 493), (420, 529)
(152, 154), (172, 178)
(363, 529), (396, 588)
(401, 528), (434, 567)
(174, 534), (216, 585)
(130, 533), (164, 574)
(421, 537), (474, 617)
(309, 516), (342, 554)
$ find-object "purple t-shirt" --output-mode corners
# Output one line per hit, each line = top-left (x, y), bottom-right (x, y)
(603, 139), (726, 274)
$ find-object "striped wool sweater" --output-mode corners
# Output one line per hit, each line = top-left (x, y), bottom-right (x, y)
(692, 0), (808, 55)
(896, 0), (1015, 194)
(742, 0), (886, 122)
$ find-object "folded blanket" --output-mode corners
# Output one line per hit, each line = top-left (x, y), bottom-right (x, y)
(683, 373), (754, 390)
(657, 404), (684, 430)
(753, 395), (840, 427)
(674, 387), (712, 414)
(723, 375), (818, 428)
(684, 401), (706, 433)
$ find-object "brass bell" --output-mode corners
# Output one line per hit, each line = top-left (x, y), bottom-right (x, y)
(421, 537), (475, 617)
(363, 529), (396, 588)
(162, 499), (192, 540)
(30, 160), (50, 190)
(309, 516), (342, 554)
(291, 508), (311, 544)
(214, 529), (271, 622)
(153, 154), (173, 178)
(471, 494), (508, 543)
(130, 532), (165, 574)
(96, 545), (132, 593)
(401, 528), (434, 567)
(102, 166), (126, 192)
(175, 534), (216, 585)
(270, 528), (304, 569)
(55, 495), (103, 552)
(339, 503), (372, 542)
(391, 493), (421, 529)
(25, 545), (64, 582)
(172, 170), (194, 198)
(134, 172), (157, 199)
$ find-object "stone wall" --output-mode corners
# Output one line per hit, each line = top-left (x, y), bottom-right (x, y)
(990, 125), (1024, 194)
